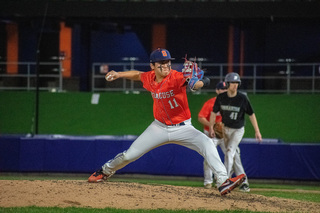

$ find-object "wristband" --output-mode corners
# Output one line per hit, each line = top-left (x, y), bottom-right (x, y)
(200, 77), (210, 87)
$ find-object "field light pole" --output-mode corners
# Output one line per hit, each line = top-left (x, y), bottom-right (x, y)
(33, 3), (48, 136)
(34, 50), (40, 135)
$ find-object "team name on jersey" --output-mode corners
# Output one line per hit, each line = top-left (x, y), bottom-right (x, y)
(221, 105), (240, 112)
(151, 90), (175, 99)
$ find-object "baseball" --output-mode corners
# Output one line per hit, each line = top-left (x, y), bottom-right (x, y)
(105, 75), (113, 81)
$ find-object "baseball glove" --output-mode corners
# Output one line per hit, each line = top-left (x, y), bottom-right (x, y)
(182, 56), (204, 91)
(181, 57), (204, 81)
(182, 60), (195, 81)
(213, 122), (224, 139)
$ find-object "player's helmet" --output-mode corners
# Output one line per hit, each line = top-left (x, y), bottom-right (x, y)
(150, 48), (175, 63)
(225, 72), (241, 87)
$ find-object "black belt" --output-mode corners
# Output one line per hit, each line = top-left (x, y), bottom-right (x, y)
(169, 122), (185, 126)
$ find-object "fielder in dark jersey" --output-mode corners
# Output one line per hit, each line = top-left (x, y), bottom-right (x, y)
(209, 72), (262, 192)
(214, 91), (253, 128)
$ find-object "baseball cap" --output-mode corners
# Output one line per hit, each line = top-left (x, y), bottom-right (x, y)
(216, 81), (227, 90)
(150, 48), (175, 63)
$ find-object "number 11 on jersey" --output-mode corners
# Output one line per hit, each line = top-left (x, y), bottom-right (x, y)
(168, 98), (179, 109)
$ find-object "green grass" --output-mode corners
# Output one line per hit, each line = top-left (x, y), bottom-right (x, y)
(248, 183), (320, 203)
(250, 183), (320, 191)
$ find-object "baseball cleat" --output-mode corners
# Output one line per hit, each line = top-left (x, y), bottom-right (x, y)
(88, 168), (113, 183)
(218, 174), (246, 196)
(239, 183), (251, 192)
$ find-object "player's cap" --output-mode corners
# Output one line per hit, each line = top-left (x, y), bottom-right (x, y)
(216, 81), (227, 90)
(150, 48), (175, 63)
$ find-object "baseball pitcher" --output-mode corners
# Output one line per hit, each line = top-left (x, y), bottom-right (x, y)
(88, 48), (246, 196)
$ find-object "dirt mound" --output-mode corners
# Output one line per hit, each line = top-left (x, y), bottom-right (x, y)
(0, 180), (319, 212)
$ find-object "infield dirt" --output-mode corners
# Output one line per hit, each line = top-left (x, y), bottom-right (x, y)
(1, 180), (319, 212)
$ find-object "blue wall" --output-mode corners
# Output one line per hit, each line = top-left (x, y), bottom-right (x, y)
(1, 135), (319, 181)
(91, 31), (149, 63)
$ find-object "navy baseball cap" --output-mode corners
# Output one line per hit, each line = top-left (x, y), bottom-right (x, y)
(216, 81), (227, 90)
(150, 48), (175, 63)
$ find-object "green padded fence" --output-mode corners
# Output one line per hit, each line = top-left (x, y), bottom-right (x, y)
(1, 91), (319, 143)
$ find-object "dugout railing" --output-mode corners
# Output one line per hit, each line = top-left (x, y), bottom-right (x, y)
(0, 61), (63, 92)
(92, 62), (320, 94)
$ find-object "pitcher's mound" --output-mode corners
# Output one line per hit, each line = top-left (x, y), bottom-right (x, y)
(1, 180), (319, 212)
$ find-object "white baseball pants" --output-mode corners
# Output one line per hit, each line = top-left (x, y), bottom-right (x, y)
(203, 129), (248, 185)
(102, 119), (229, 186)
(224, 126), (248, 184)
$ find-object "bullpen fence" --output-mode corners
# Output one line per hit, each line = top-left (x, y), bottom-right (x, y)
(1, 135), (319, 181)
(1, 61), (319, 94)
(92, 62), (320, 94)
(0, 61), (63, 91)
